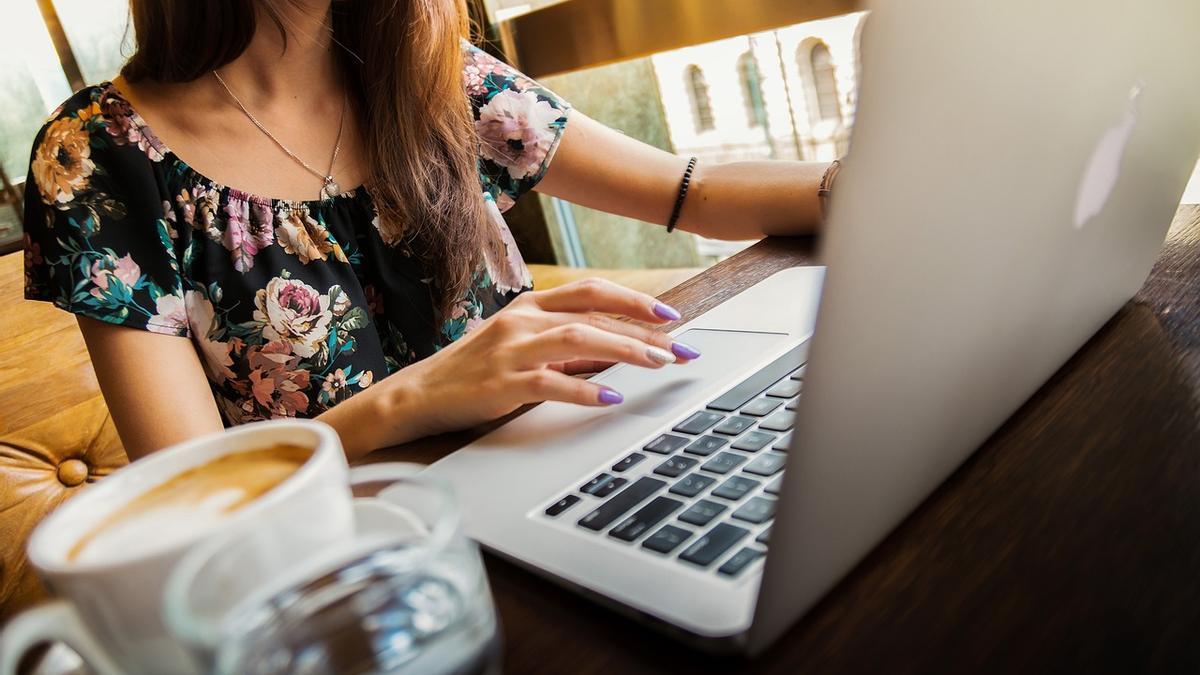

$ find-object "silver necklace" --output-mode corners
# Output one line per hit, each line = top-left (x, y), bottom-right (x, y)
(213, 70), (347, 200)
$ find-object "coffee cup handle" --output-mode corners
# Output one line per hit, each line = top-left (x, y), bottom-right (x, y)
(0, 600), (123, 675)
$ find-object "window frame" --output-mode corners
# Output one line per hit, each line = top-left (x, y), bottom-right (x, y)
(685, 64), (717, 133)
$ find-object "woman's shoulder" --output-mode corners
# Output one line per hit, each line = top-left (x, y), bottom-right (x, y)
(37, 82), (133, 142)
(29, 81), (169, 208)
(35, 81), (167, 165)
(459, 40), (561, 104)
(43, 83), (105, 121)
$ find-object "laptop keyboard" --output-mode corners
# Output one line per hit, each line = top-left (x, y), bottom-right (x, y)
(542, 343), (806, 579)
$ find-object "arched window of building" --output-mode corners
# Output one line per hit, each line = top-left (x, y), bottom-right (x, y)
(802, 41), (842, 123)
(738, 52), (767, 128)
(686, 65), (715, 132)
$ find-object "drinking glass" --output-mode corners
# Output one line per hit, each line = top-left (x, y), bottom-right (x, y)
(163, 464), (501, 675)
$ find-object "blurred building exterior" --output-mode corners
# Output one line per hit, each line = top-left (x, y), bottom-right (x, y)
(652, 13), (866, 166)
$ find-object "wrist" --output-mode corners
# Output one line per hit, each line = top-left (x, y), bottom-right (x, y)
(318, 378), (424, 461)
(374, 369), (436, 447)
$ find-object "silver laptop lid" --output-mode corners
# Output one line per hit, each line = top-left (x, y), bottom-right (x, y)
(751, 0), (1200, 652)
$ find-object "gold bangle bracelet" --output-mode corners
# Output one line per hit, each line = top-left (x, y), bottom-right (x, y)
(817, 159), (843, 224)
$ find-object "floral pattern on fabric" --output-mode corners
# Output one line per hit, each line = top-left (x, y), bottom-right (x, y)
(23, 42), (569, 424)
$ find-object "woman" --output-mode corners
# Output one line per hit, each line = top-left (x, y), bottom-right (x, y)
(23, 0), (831, 461)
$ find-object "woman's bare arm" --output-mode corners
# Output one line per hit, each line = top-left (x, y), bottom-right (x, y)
(76, 279), (692, 463)
(77, 316), (225, 461)
(535, 111), (829, 240)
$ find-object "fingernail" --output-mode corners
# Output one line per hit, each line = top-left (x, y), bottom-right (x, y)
(653, 302), (681, 322)
(671, 341), (701, 360)
(598, 388), (624, 405)
(646, 346), (677, 365)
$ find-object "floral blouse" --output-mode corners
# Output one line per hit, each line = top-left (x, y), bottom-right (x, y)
(23, 44), (570, 424)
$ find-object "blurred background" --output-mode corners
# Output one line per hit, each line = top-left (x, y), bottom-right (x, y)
(1, 0), (1197, 271)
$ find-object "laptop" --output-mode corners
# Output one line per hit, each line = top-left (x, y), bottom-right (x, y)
(419, 0), (1200, 654)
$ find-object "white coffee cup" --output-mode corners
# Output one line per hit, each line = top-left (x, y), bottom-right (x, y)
(0, 419), (357, 675)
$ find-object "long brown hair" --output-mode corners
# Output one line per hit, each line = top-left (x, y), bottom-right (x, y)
(122, 0), (488, 316)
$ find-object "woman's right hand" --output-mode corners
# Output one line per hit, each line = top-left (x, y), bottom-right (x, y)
(322, 278), (702, 457)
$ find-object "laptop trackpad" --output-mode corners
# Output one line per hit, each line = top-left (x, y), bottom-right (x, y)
(592, 328), (790, 418)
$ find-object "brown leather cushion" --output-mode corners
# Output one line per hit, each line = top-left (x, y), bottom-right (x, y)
(0, 251), (128, 622)
(0, 400), (124, 619)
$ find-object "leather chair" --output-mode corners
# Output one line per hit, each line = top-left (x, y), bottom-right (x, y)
(0, 251), (700, 622)
(0, 251), (128, 623)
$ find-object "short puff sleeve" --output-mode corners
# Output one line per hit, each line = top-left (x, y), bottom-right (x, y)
(23, 89), (189, 337)
(463, 42), (571, 212)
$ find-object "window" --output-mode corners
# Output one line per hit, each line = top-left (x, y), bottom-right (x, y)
(685, 65), (715, 132)
(804, 41), (841, 123)
(54, 0), (135, 84)
(737, 52), (767, 128)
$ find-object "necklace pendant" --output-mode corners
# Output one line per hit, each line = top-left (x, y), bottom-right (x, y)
(321, 176), (340, 200)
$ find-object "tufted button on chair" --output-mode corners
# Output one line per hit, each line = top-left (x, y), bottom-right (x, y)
(0, 251), (129, 623)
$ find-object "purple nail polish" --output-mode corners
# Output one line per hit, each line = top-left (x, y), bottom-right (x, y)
(671, 341), (701, 360)
(653, 302), (681, 322)
(598, 388), (624, 405)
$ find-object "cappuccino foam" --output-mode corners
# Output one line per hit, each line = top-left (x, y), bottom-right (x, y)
(69, 444), (312, 565)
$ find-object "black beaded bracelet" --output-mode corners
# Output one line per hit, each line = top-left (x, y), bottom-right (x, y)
(666, 157), (697, 233)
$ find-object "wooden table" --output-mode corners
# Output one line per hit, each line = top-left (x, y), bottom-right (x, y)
(366, 204), (1200, 674)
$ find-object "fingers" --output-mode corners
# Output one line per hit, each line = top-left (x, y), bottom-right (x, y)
(528, 277), (681, 324)
(511, 323), (678, 370)
(554, 311), (680, 357)
(516, 369), (624, 407)
(554, 359), (616, 376)
(509, 310), (699, 364)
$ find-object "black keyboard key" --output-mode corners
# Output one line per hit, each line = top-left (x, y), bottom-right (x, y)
(610, 496), (684, 542)
(759, 411), (795, 432)
(685, 435), (727, 456)
(744, 452), (787, 477)
(644, 434), (689, 454)
(718, 546), (765, 577)
(713, 416), (755, 435)
(756, 526), (772, 545)
(732, 430), (776, 452)
(708, 344), (808, 412)
(581, 473), (613, 495)
(764, 476), (782, 496)
(654, 455), (698, 478)
(766, 380), (802, 398)
(642, 525), (694, 554)
(701, 451), (746, 475)
(740, 398), (782, 417)
(670, 472), (717, 498)
(772, 432), (793, 451)
(578, 477), (665, 531)
(679, 523), (750, 568)
(678, 499), (727, 526)
(731, 496), (776, 524)
(712, 475), (761, 500)
(673, 411), (724, 435)
(591, 477), (627, 498)
(545, 495), (580, 517)
(612, 452), (645, 473)
(789, 364), (807, 380)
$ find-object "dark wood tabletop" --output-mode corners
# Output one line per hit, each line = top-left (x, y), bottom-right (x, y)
(365, 204), (1200, 674)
